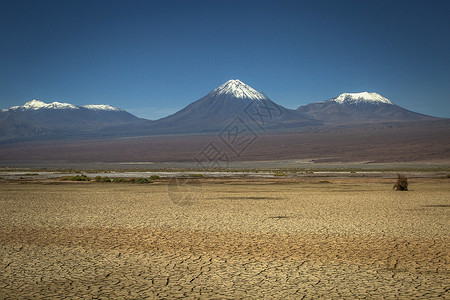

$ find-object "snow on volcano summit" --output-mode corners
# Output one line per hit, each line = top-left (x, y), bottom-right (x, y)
(81, 104), (121, 111)
(4, 100), (121, 111)
(208, 79), (267, 100)
(330, 92), (393, 105)
(9, 100), (78, 110)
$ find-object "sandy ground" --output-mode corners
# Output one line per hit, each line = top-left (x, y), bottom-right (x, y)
(0, 178), (449, 299)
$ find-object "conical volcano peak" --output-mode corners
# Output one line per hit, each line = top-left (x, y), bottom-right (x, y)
(331, 92), (393, 105)
(208, 79), (267, 100)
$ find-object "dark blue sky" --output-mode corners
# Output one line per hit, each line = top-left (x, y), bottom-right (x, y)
(1, 0), (449, 119)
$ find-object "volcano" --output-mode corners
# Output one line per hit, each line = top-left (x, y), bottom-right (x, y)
(148, 79), (320, 134)
(297, 92), (437, 125)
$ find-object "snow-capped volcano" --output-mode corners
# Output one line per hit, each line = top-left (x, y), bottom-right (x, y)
(0, 99), (143, 141)
(297, 92), (435, 124)
(330, 92), (392, 105)
(148, 79), (320, 134)
(207, 79), (267, 101)
(4, 100), (122, 112)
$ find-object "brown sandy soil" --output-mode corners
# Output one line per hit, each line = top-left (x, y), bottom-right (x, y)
(0, 178), (449, 298)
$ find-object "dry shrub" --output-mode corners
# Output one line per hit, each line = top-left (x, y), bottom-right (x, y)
(393, 174), (408, 191)
(60, 175), (90, 181)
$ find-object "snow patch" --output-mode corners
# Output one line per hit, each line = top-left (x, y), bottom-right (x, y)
(3, 100), (121, 112)
(330, 92), (392, 105)
(209, 79), (267, 101)
(23, 100), (51, 110)
(45, 101), (78, 110)
(81, 104), (121, 111)
(8, 99), (78, 111)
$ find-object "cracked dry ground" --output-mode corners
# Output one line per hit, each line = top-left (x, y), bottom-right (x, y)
(0, 178), (449, 299)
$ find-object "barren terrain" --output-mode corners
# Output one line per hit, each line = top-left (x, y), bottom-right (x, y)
(0, 176), (449, 298)
(0, 120), (449, 167)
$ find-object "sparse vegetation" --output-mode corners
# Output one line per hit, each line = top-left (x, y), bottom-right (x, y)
(91, 176), (156, 183)
(101, 176), (111, 182)
(393, 174), (408, 191)
(94, 176), (112, 182)
(60, 175), (91, 181)
(134, 178), (151, 184)
(112, 177), (126, 183)
(273, 172), (287, 176)
(189, 174), (204, 178)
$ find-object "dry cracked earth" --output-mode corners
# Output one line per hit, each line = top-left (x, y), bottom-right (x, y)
(0, 177), (449, 299)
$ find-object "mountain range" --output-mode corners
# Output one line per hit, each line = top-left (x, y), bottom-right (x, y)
(0, 100), (145, 141)
(0, 80), (442, 142)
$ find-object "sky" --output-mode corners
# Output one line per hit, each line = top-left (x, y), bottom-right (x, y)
(1, 0), (449, 119)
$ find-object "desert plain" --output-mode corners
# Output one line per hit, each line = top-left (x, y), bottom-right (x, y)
(0, 174), (449, 299)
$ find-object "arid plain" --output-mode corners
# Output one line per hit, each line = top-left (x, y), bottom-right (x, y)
(0, 175), (449, 299)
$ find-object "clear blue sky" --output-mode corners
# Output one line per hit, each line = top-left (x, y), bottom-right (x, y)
(1, 0), (449, 119)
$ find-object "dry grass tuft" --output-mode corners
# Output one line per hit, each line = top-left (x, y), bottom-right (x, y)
(393, 174), (408, 191)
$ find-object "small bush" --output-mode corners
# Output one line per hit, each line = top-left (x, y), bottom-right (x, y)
(112, 177), (125, 183)
(393, 174), (408, 191)
(60, 175), (91, 181)
(134, 177), (151, 184)
(101, 176), (111, 182)
(93, 176), (111, 182)
(74, 175), (91, 181)
(446, 174), (450, 179)
(149, 175), (161, 180)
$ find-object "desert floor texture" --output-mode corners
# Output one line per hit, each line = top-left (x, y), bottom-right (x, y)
(0, 177), (449, 299)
